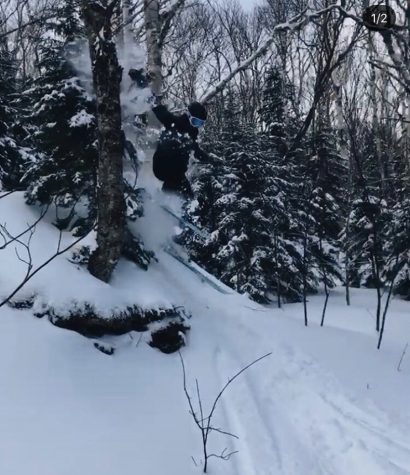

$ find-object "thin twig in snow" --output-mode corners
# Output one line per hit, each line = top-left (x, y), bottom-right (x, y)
(179, 350), (271, 473)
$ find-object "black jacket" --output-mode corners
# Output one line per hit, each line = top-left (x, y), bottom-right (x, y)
(152, 105), (204, 183)
(153, 105), (199, 141)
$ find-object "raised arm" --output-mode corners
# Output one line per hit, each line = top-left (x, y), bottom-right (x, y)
(152, 105), (178, 129)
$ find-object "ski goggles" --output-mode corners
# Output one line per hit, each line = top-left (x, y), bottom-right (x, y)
(188, 112), (206, 128)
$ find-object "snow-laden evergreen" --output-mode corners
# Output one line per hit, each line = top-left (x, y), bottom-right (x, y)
(22, 2), (98, 233)
(384, 197), (410, 300)
(183, 74), (345, 303)
(0, 40), (29, 190)
(1, 1), (410, 474)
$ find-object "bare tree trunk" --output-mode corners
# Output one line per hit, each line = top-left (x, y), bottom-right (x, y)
(377, 282), (392, 349)
(302, 233), (308, 327)
(319, 238), (330, 326)
(368, 34), (387, 198)
(122, 0), (134, 53)
(377, 258), (400, 349)
(345, 258), (351, 306)
(144, 0), (162, 100)
(371, 254), (382, 332)
(113, 0), (124, 49)
(345, 163), (353, 307)
(320, 284), (330, 327)
(275, 235), (282, 308)
(404, 95), (410, 194)
(82, 0), (125, 283)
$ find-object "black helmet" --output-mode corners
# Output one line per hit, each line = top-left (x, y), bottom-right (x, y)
(188, 101), (207, 121)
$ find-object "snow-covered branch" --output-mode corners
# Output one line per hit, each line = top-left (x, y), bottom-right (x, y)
(200, 4), (359, 104)
(159, 0), (186, 48)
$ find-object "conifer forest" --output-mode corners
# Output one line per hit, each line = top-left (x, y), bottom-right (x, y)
(1, 1), (410, 474)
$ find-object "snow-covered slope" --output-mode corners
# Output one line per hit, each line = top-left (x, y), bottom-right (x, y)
(0, 192), (410, 475)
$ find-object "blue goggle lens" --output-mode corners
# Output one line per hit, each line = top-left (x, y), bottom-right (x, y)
(189, 115), (205, 128)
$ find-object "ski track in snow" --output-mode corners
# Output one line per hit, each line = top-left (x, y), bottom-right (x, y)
(207, 311), (410, 475)
(224, 320), (410, 475)
(215, 346), (324, 475)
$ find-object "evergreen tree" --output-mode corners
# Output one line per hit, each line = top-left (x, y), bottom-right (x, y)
(301, 114), (346, 293)
(344, 195), (389, 288)
(23, 1), (98, 233)
(310, 120), (347, 236)
(183, 94), (274, 301)
(385, 196), (410, 300)
(183, 85), (311, 303)
(0, 39), (28, 190)
(187, 124), (275, 302)
(341, 123), (390, 290)
(259, 66), (296, 155)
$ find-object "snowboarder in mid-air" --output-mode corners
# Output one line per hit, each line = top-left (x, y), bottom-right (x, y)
(127, 69), (208, 197)
(152, 101), (208, 197)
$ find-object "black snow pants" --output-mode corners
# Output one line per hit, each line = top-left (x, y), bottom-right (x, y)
(153, 131), (193, 197)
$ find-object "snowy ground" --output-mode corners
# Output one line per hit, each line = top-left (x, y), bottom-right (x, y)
(0, 191), (410, 475)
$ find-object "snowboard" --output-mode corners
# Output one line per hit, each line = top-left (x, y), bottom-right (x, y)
(160, 203), (209, 240)
(164, 244), (232, 295)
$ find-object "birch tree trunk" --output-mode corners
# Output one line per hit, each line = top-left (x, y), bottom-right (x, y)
(368, 34), (387, 197)
(82, 0), (125, 283)
(405, 98), (410, 192)
(144, 0), (163, 100)
(122, 0), (134, 53)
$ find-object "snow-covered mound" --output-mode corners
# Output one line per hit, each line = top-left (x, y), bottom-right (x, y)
(0, 191), (191, 312)
(0, 193), (410, 475)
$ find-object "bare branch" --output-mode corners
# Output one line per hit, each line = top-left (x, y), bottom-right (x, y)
(179, 350), (271, 472)
(0, 206), (49, 251)
(159, 0), (186, 48)
(200, 4), (350, 104)
(0, 228), (92, 310)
